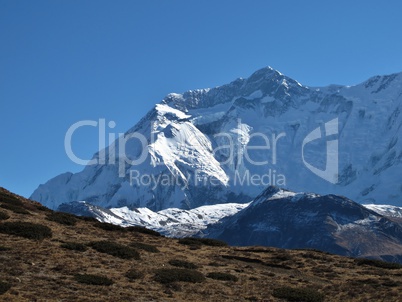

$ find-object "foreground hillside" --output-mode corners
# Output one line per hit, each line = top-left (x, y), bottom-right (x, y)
(1, 187), (402, 302)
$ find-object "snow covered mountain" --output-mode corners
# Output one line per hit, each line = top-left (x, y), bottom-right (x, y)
(31, 67), (402, 210)
(58, 200), (249, 237)
(363, 204), (402, 219)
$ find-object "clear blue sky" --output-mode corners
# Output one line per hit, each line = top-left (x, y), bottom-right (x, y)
(1, 0), (402, 198)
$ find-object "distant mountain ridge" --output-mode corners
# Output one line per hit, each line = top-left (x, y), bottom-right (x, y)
(205, 186), (402, 263)
(59, 186), (402, 263)
(31, 67), (402, 210)
(58, 200), (249, 238)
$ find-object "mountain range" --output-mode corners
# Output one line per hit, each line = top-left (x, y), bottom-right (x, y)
(59, 186), (402, 263)
(28, 67), (402, 263)
(31, 67), (402, 211)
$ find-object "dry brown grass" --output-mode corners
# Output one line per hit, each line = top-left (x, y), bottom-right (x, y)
(0, 187), (402, 301)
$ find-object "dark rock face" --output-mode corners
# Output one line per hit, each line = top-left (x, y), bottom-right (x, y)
(207, 187), (402, 262)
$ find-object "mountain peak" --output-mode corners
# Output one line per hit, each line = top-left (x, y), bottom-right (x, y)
(247, 66), (283, 81)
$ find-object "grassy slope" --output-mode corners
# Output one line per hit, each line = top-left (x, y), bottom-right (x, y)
(0, 187), (401, 302)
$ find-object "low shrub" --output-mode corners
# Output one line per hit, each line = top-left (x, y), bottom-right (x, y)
(34, 203), (51, 212)
(0, 222), (52, 240)
(60, 242), (87, 252)
(189, 245), (201, 250)
(46, 212), (77, 226)
(272, 286), (324, 302)
(355, 258), (402, 269)
(94, 222), (126, 232)
(295, 248), (331, 255)
(126, 226), (162, 237)
(271, 253), (292, 262)
(177, 238), (200, 247)
(168, 259), (198, 269)
(0, 281), (11, 295)
(125, 269), (144, 280)
(164, 282), (182, 292)
(221, 255), (263, 264)
(350, 278), (380, 287)
(0, 195), (24, 206)
(89, 241), (140, 260)
(78, 216), (98, 223)
(208, 261), (227, 267)
(235, 247), (274, 253)
(264, 262), (292, 270)
(130, 242), (159, 253)
(178, 237), (227, 247)
(311, 265), (334, 275)
(197, 237), (228, 247)
(74, 274), (113, 286)
(302, 252), (325, 260)
(0, 211), (9, 221)
(0, 203), (30, 215)
(0, 246), (11, 251)
(206, 272), (238, 282)
(154, 268), (205, 284)
(381, 278), (399, 287)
